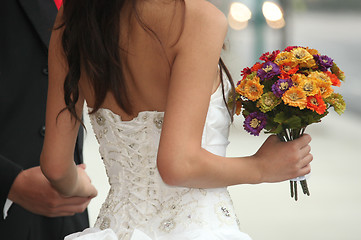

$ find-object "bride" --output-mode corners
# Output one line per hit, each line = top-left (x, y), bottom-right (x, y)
(40, 0), (313, 239)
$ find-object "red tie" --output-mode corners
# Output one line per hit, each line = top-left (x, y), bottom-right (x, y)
(54, 0), (62, 10)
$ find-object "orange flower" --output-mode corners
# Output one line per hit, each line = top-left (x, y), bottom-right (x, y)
(307, 94), (327, 114)
(306, 47), (320, 56)
(326, 71), (341, 87)
(282, 87), (307, 109)
(316, 80), (334, 98)
(235, 100), (242, 115)
(240, 77), (264, 101)
(236, 79), (247, 96)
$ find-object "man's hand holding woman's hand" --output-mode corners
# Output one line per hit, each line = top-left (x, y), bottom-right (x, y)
(8, 165), (96, 217)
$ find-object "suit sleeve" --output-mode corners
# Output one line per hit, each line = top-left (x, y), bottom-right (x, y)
(0, 154), (22, 217)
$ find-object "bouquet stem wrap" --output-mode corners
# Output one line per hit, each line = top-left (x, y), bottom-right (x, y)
(277, 127), (310, 201)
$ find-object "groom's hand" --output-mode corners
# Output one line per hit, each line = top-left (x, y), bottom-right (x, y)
(8, 166), (93, 217)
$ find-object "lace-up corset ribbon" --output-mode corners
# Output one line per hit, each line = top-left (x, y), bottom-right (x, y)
(88, 80), (241, 239)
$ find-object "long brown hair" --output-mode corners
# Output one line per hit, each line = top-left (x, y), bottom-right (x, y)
(58, 0), (235, 122)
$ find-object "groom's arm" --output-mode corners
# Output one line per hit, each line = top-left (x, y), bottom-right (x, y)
(1, 154), (91, 218)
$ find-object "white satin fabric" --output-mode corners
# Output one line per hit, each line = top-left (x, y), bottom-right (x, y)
(65, 227), (252, 240)
(66, 78), (252, 240)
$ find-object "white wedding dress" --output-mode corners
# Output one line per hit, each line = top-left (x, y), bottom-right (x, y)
(65, 78), (252, 240)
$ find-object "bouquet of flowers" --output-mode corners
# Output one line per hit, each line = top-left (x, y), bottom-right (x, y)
(234, 46), (346, 200)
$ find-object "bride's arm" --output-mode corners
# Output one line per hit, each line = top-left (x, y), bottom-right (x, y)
(40, 8), (97, 198)
(157, 0), (312, 188)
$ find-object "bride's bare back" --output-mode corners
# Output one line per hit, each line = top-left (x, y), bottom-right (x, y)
(79, 0), (223, 121)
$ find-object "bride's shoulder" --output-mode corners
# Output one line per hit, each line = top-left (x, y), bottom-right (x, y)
(184, 0), (227, 31)
(185, 0), (226, 19)
(171, 0), (227, 51)
(139, 0), (227, 40)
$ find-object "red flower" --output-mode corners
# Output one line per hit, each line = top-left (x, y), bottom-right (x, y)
(241, 67), (252, 79)
(284, 46), (299, 52)
(251, 62), (263, 72)
(326, 71), (341, 87)
(307, 94), (327, 115)
(279, 63), (299, 79)
(259, 50), (280, 62)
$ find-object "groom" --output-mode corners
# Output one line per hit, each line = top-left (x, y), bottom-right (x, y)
(0, 0), (91, 239)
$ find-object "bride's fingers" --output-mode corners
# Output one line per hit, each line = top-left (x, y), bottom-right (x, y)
(298, 153), (313, 170)
(299, 163), (311, 177)
(299, 144), (311, 158)
(293, 134), (312, 148)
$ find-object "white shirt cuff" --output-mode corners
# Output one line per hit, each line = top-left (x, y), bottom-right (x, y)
(3, 199), (13, 219)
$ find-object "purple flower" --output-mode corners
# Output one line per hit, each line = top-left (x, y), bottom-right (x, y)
(243, 112), (267, 136)
(272, 78), (293, 98)
(257, 61), (281, 81)
(313, 54), (333, 71)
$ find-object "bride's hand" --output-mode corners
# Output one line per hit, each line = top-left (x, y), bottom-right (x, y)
(253, 134), (313, 183)
(72, 164), (98, 198)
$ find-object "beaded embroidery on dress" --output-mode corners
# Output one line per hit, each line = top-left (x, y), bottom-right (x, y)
(65, 79), (252, 240)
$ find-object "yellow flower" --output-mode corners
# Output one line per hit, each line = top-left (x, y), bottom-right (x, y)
(316, 80), (334, 98)
(299, 77), (319, 96)
(291, 73), (307, 87)
(282, 87), (307, 109)
(308, 71), (332, 85)
(291, 47), (316, 68)
(274, 51), (294, 66)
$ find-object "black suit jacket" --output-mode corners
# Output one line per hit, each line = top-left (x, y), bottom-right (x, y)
(0, 0), (89, 239)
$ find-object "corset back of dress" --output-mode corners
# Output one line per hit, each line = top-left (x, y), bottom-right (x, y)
(87, 79), (242, 239)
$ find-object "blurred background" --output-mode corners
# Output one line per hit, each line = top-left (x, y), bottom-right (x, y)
(83, 0), (361, 239)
